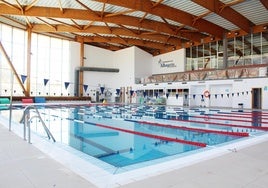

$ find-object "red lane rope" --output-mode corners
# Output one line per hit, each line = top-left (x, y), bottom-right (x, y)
(137, 120), (248, 137)
(218, 111), (268, 116)
(170, 118), (268, 131)
(92, 122), (206, 148)
(191, 115), (268, 125)
(208, 113), (268, 120)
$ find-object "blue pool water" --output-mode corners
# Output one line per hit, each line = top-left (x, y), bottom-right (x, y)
(1, 104), (267, 169)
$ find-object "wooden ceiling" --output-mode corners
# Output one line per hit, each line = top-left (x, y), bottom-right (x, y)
(0, 0), (267, 55)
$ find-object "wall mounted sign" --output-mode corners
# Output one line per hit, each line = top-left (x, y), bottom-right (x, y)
(158, 59), (176, 68)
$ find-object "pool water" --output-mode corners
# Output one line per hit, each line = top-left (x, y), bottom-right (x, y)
(1, 104), (267, 170)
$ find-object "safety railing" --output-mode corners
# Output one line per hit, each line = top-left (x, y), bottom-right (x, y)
(20, 105), (56, 143)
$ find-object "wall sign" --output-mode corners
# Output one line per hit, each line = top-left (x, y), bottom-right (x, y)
(158, 59), (176, 68)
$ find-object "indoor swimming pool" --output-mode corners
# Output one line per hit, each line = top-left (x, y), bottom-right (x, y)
(1, 103), (268, 173)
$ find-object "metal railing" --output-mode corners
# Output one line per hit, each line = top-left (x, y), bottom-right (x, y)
(20, 105), (56, 143)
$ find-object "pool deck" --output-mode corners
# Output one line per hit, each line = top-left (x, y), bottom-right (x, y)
(1, 122), (268, 188)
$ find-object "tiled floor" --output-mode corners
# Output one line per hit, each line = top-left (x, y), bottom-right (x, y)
(1, 121), (268, 188)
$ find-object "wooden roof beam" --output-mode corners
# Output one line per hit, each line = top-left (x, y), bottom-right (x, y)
(260, 0), (268, 10)
(77, 35), (173, 50)
(0, 15), (26, 27)
(0, 0), (20, 10)
(104, 22), (112, 33)
(0, 4), (203, 42)
(139, 12), (148, 23)
(75, 0), (100, 17)
(192, 0), (252, 33)
(32, 24), (182, 46)
(57, 0), (63, 13)
(101, 2), (106, 19)
(36, 17), (57, 30)
(24, 0), (39, 12)
(95, 0), (225, 38)
(152, 0), (165, 8)
(14, 0), (24, 14)
(83, 21), (95, 30)
(115, 34), (128, 44)
(70, 19), (83, 30)
(105, 9), (136, 18)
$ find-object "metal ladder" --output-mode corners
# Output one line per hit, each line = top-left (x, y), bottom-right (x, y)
(20, 105), (56, 143)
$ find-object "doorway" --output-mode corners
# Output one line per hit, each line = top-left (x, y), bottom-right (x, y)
(252, 88), (262, 109)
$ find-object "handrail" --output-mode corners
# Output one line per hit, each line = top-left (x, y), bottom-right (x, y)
(20, 105), (56, 143)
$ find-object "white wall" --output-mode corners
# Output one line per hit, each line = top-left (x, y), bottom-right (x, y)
(80, 45), (139, 101)
(152, 49), (185, 75)
(134, 47), (152, 83)
(209, 84), (232, 108)
(135, 78), (268, 110)
(71, 42), (268, 109)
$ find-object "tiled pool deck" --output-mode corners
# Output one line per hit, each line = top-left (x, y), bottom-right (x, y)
(1, 120), (268, 188)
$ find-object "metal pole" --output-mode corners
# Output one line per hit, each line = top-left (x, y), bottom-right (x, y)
(9, 72), (14, 131)
(27, 116), (31, 144)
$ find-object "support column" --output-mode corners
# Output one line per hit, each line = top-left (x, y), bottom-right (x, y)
(222, 32), (228, 69)
(79, 38), (85, 97)
(26, 27), (32, 97)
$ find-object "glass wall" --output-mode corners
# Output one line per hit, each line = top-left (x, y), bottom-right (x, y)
(0, 23), (72, 97)
(186, 31), (268, 71)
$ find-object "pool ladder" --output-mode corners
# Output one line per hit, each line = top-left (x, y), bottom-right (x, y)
(20, 105), (56, 143)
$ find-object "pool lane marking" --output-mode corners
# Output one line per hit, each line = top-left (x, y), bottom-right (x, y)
(190, 115), (268, 125)
(126, 120), (248, 137)
(218, 111), (268, 116)
(205, 113), (268, 120)
(170, 118), (268, 131)
(84, 121), (206, 148)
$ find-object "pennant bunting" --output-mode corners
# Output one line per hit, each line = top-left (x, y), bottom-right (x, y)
(64, 82), (70, 90)
(44, 79), (49, 86)
(100, 86), (105, 94)
(83, 84), (88, 92)
(143, 91), (147, 98)
(21, 75), (27, 84)
(155, 92), (158, 98)
(166, 93), (169, 99)
(116, 89), (120, 95)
